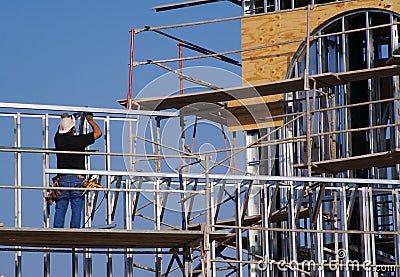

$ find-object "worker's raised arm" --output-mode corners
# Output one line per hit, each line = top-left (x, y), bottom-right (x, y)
(86, 113), (102, 140)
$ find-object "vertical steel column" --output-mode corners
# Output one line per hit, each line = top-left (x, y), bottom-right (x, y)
(204, 156), (212, 277)
(155, 116), (162, 277)
(83, 245), (93, 277)
(393, 189), (400, 276)
(105, 117), (113, 277)
(14, 113), (22, 277)
(232, 132), (237, 176)
(127, 29), (135, 110)
(360, 187), (373, 277)
(333, 191), (339, 277)
(391, 17), (400, 182)
(125, 28), (137, 275)
(127, 29), (136, 175)
(281, 83), (297, 277)
(283, 55), (296, 277)
(72, 248), (79, 276)
(124, 179), (133, 277)
(315, 186), (325, 277)
(235, 180), (243, 277)
(260, 127), (276, 277)
(245, 131), (261, 277)
(277, 128), (289, 270)
(330, 93), (337, 160)
(365, 12), (376, 162)
(155, 117), (161, 173)
(341, 186), (350, 277)
(262, 185), (271, 277)
(178, 42), (184, 95)
(304, 6), (317, 277)
(210, 181), (217, 277)
(304, 5), (311, 166)
(289, 184), (298, 277)
(368, 187), (376, 277)
(84, 118), (92, 277)
(155, 178), (162, 277)
(341, 17), (350, 161)
(42, 114), (51, 277)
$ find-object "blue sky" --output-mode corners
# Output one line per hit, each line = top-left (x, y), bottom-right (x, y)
(0, 0), (241, 108)
(0, 1), (243, 276)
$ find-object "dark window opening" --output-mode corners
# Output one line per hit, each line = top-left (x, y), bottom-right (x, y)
(294, 0), (310, 8)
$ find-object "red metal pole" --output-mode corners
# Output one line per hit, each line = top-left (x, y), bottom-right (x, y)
(127, 29), (135, 109)
(178, 42), (183, 95)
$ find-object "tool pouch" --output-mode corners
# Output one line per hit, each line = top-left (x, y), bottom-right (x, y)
(81, 178), (89, 188)
(45, 176), (61, 205)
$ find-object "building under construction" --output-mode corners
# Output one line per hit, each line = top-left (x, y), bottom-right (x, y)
(1, 0), (400, 276)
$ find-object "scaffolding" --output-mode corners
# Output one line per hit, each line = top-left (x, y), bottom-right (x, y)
(2, 1), (400, 277)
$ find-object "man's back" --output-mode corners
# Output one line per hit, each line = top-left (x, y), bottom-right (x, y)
(52, 113), (102, 228)
(54, 132), (95, 170)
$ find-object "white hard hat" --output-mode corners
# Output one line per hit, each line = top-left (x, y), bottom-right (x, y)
(58, 116), (76, 134)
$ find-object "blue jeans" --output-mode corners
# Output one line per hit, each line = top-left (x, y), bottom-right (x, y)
(53, 175), (84, 228)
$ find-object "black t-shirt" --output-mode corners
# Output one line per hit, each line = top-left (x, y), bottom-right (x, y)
(54, 132), (95, 170)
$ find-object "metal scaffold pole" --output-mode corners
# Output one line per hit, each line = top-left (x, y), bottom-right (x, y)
(84, 116), (92, 277)
(105, 117), (113, 277)
(245, 131), (261, 277)
(304, 6), (318, 277)
(204, 155), (211, 276)
(124, 178), (133, 277)
(393, 189), (400, 276)
(14, 113), (22, 277)
(42, 114), (51, 277)
(126, 29), (135, 277)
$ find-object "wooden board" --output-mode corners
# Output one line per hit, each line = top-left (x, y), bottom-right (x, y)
(227, 100), (283, 131)
(0, 228), (229, 249)
(119, 65), (400, 112)
(294, 148), (400, 174)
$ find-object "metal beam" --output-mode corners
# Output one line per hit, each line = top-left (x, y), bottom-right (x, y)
(148, 28), (241, 66)
(0, 101), (177, 117)
(44, 168), (400, 186)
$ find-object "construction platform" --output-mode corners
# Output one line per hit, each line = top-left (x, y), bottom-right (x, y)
(295, 148), (400, 173)
(120, 65), (400, 110)
(0, 228), (229, 249)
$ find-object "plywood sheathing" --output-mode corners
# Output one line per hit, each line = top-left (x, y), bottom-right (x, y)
(235, 0), (400, 131)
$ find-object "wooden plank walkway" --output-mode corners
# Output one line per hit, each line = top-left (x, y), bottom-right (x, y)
(295, 149), (400, 174)
(119, 65), (400, 110)
(0, 228), (229, 249)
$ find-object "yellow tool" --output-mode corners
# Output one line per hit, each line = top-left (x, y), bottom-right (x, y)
(81, 175), (103, 195)
(86, 181), (103, 189)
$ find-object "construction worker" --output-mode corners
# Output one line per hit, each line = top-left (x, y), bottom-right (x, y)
(53, 112), (102, 228)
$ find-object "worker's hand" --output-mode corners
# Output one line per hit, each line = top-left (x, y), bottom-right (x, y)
(85, 112), (94, 121)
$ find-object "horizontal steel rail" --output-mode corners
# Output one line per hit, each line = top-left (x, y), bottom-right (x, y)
(0, 102), (177, 117)
(44, 168), (400, 185)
